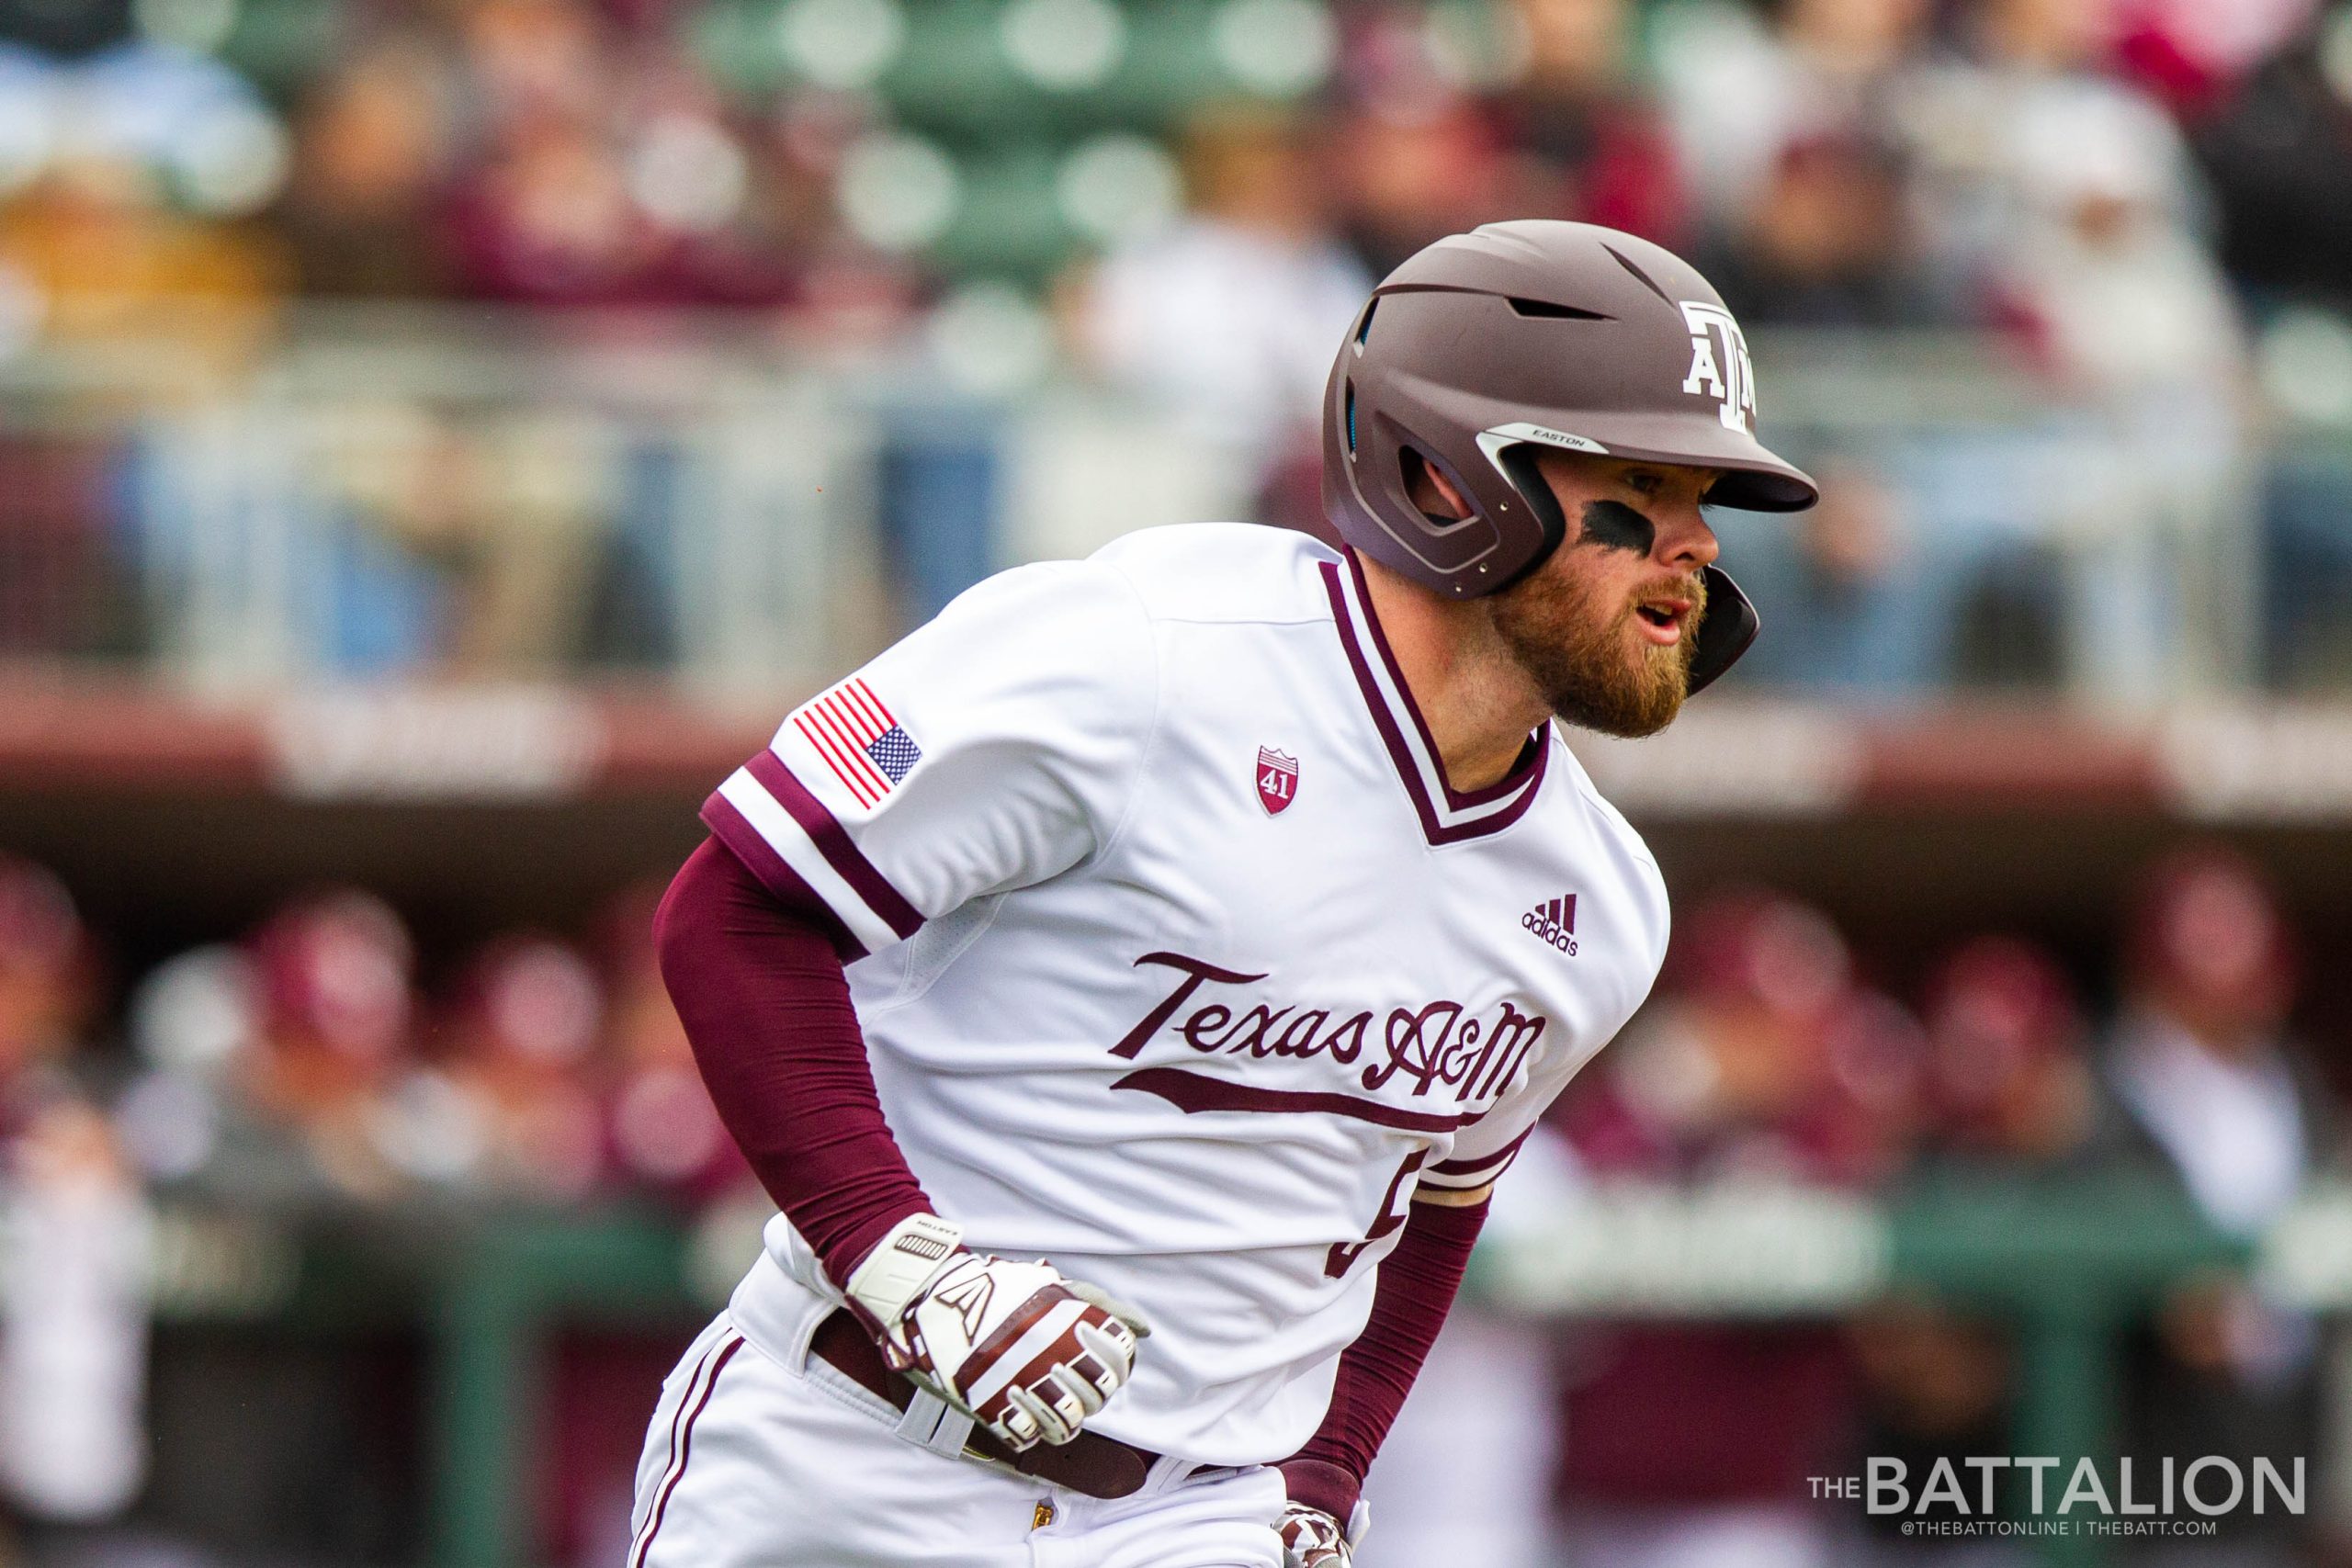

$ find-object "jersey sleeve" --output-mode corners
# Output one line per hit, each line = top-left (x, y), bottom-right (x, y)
(700, 558), (1159, 958)
(1419, 852), (1672, 1197)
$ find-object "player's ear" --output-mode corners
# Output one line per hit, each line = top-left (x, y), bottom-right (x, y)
(1401, 448), (1473, 523)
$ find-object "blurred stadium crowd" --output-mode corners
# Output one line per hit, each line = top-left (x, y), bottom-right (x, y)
(1372, 844), (2343, 1568)
(0, 840), (2339, 1562)
(0, 0), (2339, 332)
(1, 0), (2351, 692)
(0, 862), (737, 1209)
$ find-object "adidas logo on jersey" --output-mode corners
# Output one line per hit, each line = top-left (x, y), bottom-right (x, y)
(1521, 895), (1577, 954)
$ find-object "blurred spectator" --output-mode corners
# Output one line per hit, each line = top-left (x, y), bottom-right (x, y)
(1075, 102), (1368, 515)
(2104, 847), (2328, 1562)
(1722, 457), (1989, 697)
(437, 934), (607, 1201)
(114, 942), (265, 1187)
(2113, 0), (2315, 117)
(1896, 0), (2218, 325)
(117, 883), (752, 1214)
(1566, 888), (1919, 1188)
(1660, 0), (1958, 331)
(436, 0), (797, 310)
(1840, 937), (2106, 1563)
(447, 111), (664, 308)
(0, 860), (150, 1548)
(2195, 2), (2352, 314)
(1333, 98), (1510, 280)
(1988, 84), (2243, 399)
(2107, 848), (2321, 1235)
(0, 1093), (152, 1540)
(1701, 132), (1946, 329)
(0, 40), (289, 357)
(244, 888), (433, 1197)
(0, 855), (95, 1100)
(439, 0), (639, 306)
(1843, 1296), (2016, 1563)
(1655, 0), (1932, 233)
(302, 400), (625, 676)
(1487, 0), (1690, 246)
(282, 37), (458, 298)
(598, 883), (741, 1203)
(1913, 935), (2109, 1175)
(2201, 6), (2352, 691)
(0, 152), (282, 354)
(1549, 891), (1919, 1568)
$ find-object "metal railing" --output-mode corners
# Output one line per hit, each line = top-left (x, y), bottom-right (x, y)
(0, 311), (2334, 707)
(0, 309), (867, 704)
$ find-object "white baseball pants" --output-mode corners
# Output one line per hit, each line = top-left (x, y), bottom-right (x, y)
(625, 1313), (1287, 1568)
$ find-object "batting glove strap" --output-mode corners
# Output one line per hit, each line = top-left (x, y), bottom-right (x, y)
(843, 1213), (965, 1341)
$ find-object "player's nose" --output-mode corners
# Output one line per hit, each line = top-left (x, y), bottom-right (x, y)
(1656, 504), (1720, 570)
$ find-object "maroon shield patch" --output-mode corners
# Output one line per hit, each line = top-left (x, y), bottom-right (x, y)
(1256, 747), (1299, 816)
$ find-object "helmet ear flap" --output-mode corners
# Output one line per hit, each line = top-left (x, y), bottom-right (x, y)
(1687, 564), (1758, 694)
(1489, 444), (1572, 591)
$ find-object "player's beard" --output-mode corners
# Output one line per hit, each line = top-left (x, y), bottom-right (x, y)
(1490, 548), (1702, 739)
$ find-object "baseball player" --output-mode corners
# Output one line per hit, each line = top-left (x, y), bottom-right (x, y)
(631, 220), (1818, 1568)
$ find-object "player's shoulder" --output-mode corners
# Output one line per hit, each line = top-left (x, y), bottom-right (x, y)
(1541, 728), (1672, 962)
(1088, 523), (1340, 627)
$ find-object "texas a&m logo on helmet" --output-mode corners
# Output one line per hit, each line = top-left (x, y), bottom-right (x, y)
(1679, 301), (1758, 434)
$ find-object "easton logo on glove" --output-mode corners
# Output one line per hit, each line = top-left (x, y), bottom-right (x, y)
(930, 1269), (996, 1339)
(845, 1213), (1149, 1453)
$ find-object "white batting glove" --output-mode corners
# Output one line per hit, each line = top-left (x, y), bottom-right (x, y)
(844, 1213), (1148, 1452)
(1276, 1506), (1352, 1568)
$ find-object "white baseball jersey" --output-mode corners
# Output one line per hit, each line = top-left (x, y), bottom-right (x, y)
(704, 523), (1669, 1466)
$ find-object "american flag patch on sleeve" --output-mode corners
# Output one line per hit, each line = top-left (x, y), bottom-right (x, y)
(790, 678), (922, 807)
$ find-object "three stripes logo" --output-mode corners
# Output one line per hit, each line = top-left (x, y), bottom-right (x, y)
(1521, 894), (1577, 955)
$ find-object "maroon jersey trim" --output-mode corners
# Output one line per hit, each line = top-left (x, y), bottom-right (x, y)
(1318, 558), (1548, 847)
(1423, 1126), (1532, 1185)
(699, 791), (870, 961)
(742, 747), (925, 939)
(1111, 1066), (1486, 1133)
(628, 1332), (743, 1568)
(1342, 547), (1548, 810)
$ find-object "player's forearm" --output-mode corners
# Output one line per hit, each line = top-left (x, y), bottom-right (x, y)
(653, 836), (933, 1281)
(1279, 1195), (1488, 1522)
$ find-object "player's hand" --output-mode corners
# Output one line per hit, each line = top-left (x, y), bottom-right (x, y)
(1276, 1505), (1352, 1568)
(844, 1213), (1148, 1452)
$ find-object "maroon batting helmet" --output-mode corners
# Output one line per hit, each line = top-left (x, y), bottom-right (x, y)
(1322, 220), (1818, 693)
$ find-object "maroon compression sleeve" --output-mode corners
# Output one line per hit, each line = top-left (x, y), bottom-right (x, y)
(1279, 1197), (1489, 1523)
(653, 836), (933, 1282)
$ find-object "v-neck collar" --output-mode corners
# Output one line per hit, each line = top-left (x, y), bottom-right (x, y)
(1319, 549), (1549, 847)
